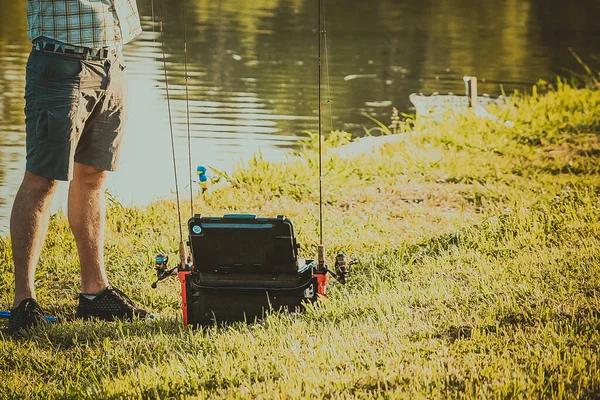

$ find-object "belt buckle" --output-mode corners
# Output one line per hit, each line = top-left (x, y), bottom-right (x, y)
(81, 47), (99, 60)
(89, 47), (108, 60)
(81, 48), (91, 60)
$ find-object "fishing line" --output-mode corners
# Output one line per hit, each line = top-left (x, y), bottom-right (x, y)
(151, 0), (156, 41)
(157, 0), (184, 246)
(182, 0), (194, 217)
(322, 0), (335, 132)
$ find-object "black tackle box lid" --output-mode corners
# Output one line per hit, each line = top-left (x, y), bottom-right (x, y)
(188, 214), (300, 274)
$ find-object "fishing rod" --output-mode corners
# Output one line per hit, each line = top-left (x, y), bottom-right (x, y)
(314, 0), (353, 286)
(317, 0), (325, 272)
(149, 0), (200, 291)
(155, 0), (192, 272)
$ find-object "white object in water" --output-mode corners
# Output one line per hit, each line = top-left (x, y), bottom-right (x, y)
(409, 76), (514, 127)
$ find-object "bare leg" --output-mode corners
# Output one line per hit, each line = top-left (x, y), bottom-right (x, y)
(11, 171), (58, 307)
(68, 163), (109, 294)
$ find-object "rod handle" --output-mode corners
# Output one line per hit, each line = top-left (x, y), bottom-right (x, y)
(179, 241), (187, 264)
(318, 244), (326, 271)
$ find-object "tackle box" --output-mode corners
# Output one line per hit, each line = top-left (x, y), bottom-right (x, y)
(179, 214), (319, 326)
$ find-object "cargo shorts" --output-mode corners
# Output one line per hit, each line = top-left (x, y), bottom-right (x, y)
(24, 47), (128, 181)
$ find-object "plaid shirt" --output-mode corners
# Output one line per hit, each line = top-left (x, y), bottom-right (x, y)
(26, 0), (142, 49)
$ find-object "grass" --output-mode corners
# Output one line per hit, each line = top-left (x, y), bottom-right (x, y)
(1, 81), (600, 399)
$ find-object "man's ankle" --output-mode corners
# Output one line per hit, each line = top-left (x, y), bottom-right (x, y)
(13, 293), (36, 309)
(80, 282), (109, 296)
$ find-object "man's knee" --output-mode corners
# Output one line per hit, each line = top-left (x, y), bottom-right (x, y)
(21, 170), (59, 196)
(73, 163), (107, 190)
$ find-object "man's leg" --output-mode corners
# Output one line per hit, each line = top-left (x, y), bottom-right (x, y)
(11, 171), (58, 307)
(70, 53), (151, 321)
(70, 161), (152, 321)
(68, 162), (109, 294)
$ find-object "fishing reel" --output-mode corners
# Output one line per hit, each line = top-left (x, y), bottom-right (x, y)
(151, 252), (191, 288)
(314, 245), (356, 287)
(332, 252), (356, 284)
(151, 253), (176, 288)
(326, 252), (356, 284)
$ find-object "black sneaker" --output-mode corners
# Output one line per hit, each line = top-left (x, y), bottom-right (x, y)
(75, 286), (154, 321)
(7, 298), (47, 334)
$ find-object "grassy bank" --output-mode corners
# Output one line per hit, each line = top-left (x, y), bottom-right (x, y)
(1, 81), (600, 399)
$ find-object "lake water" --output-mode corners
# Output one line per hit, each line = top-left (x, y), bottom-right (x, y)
(0, 0), (599, 229)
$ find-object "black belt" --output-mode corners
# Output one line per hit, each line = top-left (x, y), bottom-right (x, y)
(33, 39), (118, 60)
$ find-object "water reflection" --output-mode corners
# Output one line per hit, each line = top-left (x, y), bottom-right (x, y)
(0, 0), (599, 228)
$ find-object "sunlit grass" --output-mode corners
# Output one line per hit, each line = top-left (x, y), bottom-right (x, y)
(1, 81), (600, 399)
